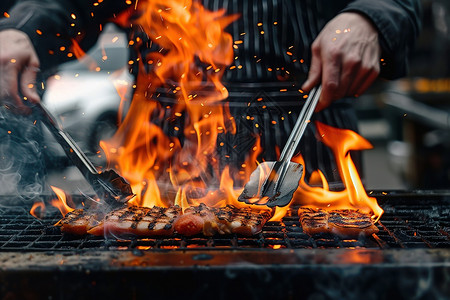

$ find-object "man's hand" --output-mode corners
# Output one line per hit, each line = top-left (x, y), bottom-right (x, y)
(301, 12), (381, 111)
(0, 29), (40, 114)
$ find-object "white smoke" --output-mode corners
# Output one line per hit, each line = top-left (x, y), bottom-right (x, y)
(0, 108), (46, 206)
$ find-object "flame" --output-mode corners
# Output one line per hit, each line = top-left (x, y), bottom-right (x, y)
(101, 0), (254, 209)
(50, 186), (75, 217)
(292, 122), (383, 221)
(30, 202), (46, 219)
(54, 1), (382, 226)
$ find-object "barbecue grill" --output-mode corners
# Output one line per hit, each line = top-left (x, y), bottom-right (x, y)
(0, 190), (448, 299)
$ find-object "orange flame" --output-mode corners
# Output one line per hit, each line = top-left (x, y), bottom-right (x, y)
(101, 0), (251, 209)
(30, 202), (46, 219)
(50, 186), (75, 217)
(292, 122), (383, 221)
(97, 0), (380, 224)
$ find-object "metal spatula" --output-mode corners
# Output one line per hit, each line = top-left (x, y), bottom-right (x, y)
(238, 85), (322, 207)
(33, 102), (135, 206)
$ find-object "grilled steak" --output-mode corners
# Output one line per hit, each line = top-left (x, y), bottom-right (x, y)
(173, 203), (272, 236)
(88, 205), (181, 237)
(298, 207), (379, 237)
(57, 209), (101, 235)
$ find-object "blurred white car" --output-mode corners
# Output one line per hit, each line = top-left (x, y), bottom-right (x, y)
(42, 25), (133, 167)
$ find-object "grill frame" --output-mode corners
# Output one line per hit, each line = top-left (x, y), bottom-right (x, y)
(0, 190), (449, 299)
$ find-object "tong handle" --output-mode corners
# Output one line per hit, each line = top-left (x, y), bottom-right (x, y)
(262, 86), (322, 196)
(33, 102), (99, 176)
(279, 85), (322, 162)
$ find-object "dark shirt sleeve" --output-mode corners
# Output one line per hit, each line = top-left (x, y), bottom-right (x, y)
(341, 0), (422, 79)
(0, 0), (132, 72)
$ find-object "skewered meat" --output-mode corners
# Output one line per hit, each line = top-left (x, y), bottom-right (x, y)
(88, 205), (181, 236)
(298, 207), (379, 237)
(173, 203), (272, 236)
(56, 209), (101, 235)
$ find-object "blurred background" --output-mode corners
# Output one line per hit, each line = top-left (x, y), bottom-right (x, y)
(43, 0), (450, 193)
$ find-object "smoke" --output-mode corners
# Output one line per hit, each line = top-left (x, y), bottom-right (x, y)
(0, 107), (46, 206)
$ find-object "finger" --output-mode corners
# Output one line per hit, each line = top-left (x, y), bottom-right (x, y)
(317, 50), (341, 111)
(354, 68), (379, 97)
(301, 43), (322, 93)
(347, 59), (380, 97)
(20, 64), (40, 104)
(335, 56), (360, 100)
(0, 65), (31, 114)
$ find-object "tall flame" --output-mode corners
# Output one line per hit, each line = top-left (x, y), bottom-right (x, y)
(101, 0), (248, 208)
(98, 1), (381, 222)
(292, 122), (383, 221)
(50, 186), (75, 217)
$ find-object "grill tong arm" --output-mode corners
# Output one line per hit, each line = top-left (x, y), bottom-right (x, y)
(34, 102), (134, 206)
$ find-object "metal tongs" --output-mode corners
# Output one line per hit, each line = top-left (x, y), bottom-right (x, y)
(33, 102), (135, 206)
(238, 85), (322, 207)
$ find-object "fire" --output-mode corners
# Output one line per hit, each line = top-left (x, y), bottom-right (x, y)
(292, 122), (383, 221)
(34, 0), (383, 227)
(29, 186), (76, 218)
(30, 202), (46, 219)
(97, 1), (382, 222)
(101, 0), (252, 209)
(50, 186), (75, 217)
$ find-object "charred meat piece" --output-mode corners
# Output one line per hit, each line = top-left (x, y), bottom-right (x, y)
(213, 205), (272, 236)
(88, 205), (181, 237)
(174, 203), (272, 236)
(173, 203), (218, 236)
(298, 207), (379, 237)
(56, 209), (101, 235)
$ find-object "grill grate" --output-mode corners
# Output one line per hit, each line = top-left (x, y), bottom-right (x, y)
(0, 193), (448, 251)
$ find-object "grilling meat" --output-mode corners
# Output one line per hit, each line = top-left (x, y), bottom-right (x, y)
(173, 203), (272, 236)
(298, 207), (379, 237)
(213, 205), (272, 236)
(174, 203), (218, 236)
(56, 209), (101, 235)
(88, 205), (181, 237)
(57, 204), (271, 237)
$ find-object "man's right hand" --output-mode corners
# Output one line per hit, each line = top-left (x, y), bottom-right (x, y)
(0, 29), (40, 114)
